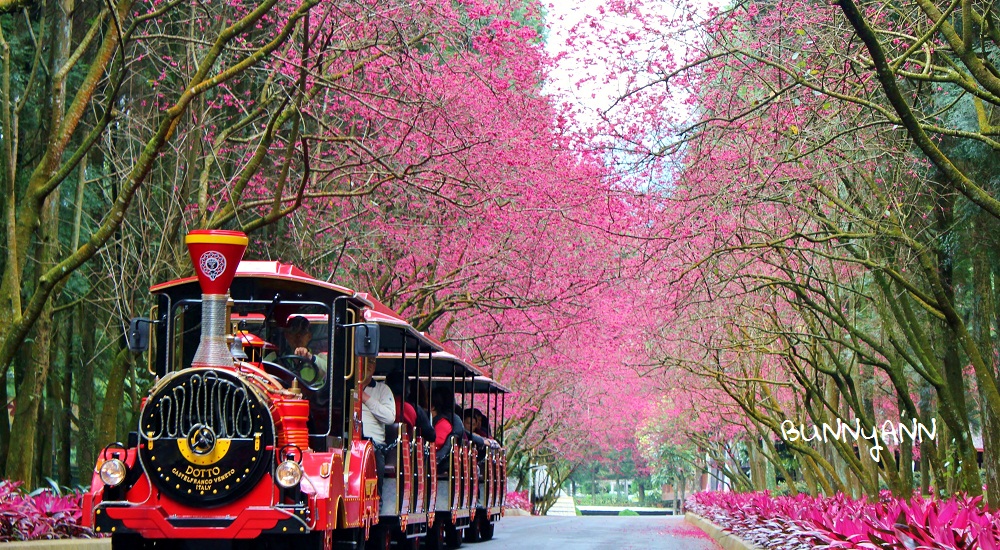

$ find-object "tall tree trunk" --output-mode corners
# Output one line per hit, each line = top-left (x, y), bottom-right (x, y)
(679, 476), (686, 512)
(859, 363), (881, 495)
(67, 147), (88, 485)
(97, 347), (132, 445)
(748, 437), (766, 491)
(972, 246), (1000, 507)
(762, 434), (797, 496)
(0, 368), (7, 475)
(3, 0), (72, 485)
(917, 385), (944, 495)
(74, 302), (96, 484)
(6, 184), (60, 483)
(898, 394), (914, 493)
(57, 319), (72, 486)
(38, 375), (55, 483)
(800, 456), (819, 496)
(923, 181), (982, 496)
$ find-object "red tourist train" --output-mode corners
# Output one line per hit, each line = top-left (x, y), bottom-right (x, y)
(82, 230), (508, 549)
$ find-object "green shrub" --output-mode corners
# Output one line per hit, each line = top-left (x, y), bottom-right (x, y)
(618, 509), (639, 516)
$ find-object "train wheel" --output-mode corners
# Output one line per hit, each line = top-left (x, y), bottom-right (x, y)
(463, 514), (481, 543)
(347, 527), (367, 550)
(395, 533), (421, 550)
(445, 524), (463, 548)
(368, 525), (391, 550)
(112, 534), (171, 549)
(424, 523), (446, 550)
(394, 526), (421, 550)
(479, 519), (494, 541)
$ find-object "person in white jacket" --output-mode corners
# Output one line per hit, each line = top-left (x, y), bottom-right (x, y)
(359, 357), (395, 499)
(359, 357), (396, 444)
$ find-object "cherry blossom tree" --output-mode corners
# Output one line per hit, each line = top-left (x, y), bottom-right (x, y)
(0, 0), (321, 484)
(565, 0), (1000, 502)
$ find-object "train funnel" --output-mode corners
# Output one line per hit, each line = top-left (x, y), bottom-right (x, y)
(185, 229), (248, 367)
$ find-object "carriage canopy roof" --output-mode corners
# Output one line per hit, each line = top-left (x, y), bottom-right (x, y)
(417, 375), (510, 394)
(149, 261), (370, 307)
(373, 350), (483, 378)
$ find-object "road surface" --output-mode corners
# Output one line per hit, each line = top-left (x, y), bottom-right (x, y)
(484, 515), (722, 550)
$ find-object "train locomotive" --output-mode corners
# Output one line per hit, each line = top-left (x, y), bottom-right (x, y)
(82, 230), (508, 549)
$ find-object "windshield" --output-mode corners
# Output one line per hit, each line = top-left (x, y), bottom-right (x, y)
(170, 299), (332, 373)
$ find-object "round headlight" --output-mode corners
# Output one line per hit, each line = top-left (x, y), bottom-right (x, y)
(275, 460), (303, 488)
(99, 458), (127, 487)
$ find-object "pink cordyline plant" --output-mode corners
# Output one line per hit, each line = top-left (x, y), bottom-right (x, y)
(687, 491), (1000, 549)
(505, 490), (532, 514)
(0, 481), (96, 541)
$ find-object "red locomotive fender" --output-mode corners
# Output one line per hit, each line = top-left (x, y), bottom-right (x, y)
(298, 451), (344, 530)
(344, 439), (379, 529)
(92, 479), (294, 539)
(88, 447), (350, 540)
(82, 446), (140, 527)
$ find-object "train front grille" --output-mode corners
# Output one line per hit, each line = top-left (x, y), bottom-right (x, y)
(138, 369), (275, 507)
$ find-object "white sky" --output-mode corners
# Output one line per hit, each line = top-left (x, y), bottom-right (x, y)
(543, 0), (632, 129)
(541, 0), (720, 139)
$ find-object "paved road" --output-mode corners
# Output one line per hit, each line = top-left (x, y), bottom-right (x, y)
(483, 515), (722, 550)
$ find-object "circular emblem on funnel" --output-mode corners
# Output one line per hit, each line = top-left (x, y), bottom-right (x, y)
(199, 251), (226, 281)
(187, 424), (217, 455)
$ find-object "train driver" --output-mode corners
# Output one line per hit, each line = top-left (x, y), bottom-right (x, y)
(264, 316), (327, 382)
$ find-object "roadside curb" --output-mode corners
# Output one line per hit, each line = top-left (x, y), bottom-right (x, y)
(685, 512), (763, 550)
(0, 540), (109, 549)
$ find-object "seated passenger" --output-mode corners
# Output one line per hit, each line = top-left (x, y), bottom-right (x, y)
(463, 408), (477, 435)
(386, 371), (435, 441)
(464, 408), (499, 451)
(463, 408), (487, 448)
(474, 409), (492, 438)
(430, 388), (465, 467)
(360, 358), (395, 444)
(360, 358), (395, 496)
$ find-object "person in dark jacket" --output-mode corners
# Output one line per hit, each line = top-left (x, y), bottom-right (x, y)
(386, 371), (435, 441)
(430, 387), (465, 467)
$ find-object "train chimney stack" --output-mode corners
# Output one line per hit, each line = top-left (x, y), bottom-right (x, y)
(185, 230), (248, 367)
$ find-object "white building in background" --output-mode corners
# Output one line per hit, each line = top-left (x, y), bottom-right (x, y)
(528, 464), (555, 502)
(702, 456), (732, 492)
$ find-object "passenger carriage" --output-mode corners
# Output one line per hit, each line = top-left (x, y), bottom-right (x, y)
(453, 374), (509, 544)
(414, 370), (509, 546)
(81, 231), (508, 550)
